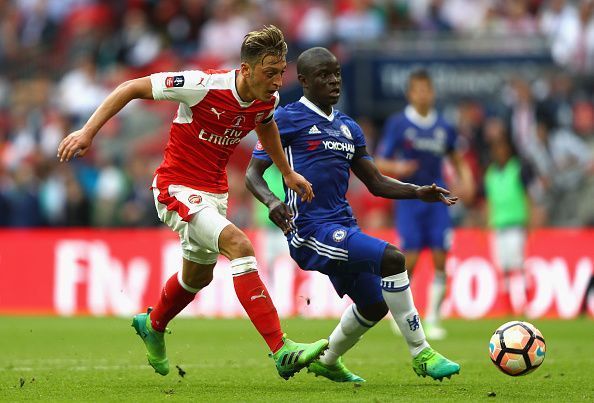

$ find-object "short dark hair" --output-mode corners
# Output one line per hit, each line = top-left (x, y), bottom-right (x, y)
(296, 47), (335, 76)
(240, 25), (287, 66)
(408, 69), (433, 88)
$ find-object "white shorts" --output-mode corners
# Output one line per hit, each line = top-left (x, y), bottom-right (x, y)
(152, 176), (231, 264)
(492, 227), (526, 271)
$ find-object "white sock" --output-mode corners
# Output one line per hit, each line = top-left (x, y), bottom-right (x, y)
(425, 271), (446, 325)
(382, 271), (430, 357)
(177, 271), (202, 293)
(230, 256), (258, 276)
(319, 304), (376, 365)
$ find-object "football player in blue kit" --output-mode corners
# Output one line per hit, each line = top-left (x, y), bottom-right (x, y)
(376, 70), (474, 340)
(246, 47), (460, 383)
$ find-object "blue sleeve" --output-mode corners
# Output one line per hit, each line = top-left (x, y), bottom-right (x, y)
(344, 118), (372, 162)
(341, 116), (366, 148)
(252, 107), (294, 161)
(252, 141), (272, 161)
(377, 115), (403, 159)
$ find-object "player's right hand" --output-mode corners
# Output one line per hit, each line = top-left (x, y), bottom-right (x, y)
(57, 129), (93, 162)
(268, 199), (293, 234)
(416, 183), (458, 206)
(283, 171), (314, 202)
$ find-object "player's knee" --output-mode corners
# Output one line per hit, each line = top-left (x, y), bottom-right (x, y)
(380, 245), (406, 277)
(224, 230), (254, 259)
(357, 302), (389, 322)
(182, 264), (214, 289)
(234, 236), (255, 258)
(188, 272), (213, 289)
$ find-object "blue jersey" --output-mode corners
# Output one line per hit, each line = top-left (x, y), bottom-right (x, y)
(252, 96), (370, 237)
(378, 106), (456, 251)
(377, 106), (457, 187)
(252, 96), (388, 307)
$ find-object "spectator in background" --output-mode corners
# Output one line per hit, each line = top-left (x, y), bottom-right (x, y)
(406, 0), (452, 32)
(439, 0), (492, 33)
(507, 77), (538, 162)
(531, 106), (593, 226)
(58, 54), (109, 127)
(484, 117), (532, 315)
(295, 0), (334, 51)
(198, 0), (252, 67)
(572, 101), (594, 225)
(491, 0), (538, 36)
(119, 7), (162, 68)
(4, 163), (44, 227)
(64, 171), (91, 226)
(120, 155), (161, 227)
(551, 0), (594, 73)
(334, 0), (386, 43)
(0, 166), (9, 226)
(17, 0), (57, 51)
(93, 155), (127, 227)
(539, 72), (575, 129)
(539, 0), (573, 41)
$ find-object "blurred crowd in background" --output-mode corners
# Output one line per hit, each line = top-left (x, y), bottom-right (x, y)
(0, 0), (593, 229)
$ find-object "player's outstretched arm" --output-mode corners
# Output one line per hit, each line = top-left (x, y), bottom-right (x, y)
(254, 119), (314, 202)
(351, 147), (457, 205)
(246, 157), (293, 234)
(57, 77), (153, 162)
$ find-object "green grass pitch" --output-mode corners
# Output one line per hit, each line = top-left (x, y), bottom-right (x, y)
(1, 316), (592, 402)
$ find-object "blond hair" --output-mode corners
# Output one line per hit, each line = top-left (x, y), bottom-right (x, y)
(241, 25), (287, 65)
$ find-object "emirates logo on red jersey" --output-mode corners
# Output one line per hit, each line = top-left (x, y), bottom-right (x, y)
(188, 194), (202, 204)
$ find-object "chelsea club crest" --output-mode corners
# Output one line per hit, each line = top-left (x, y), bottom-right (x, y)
(332, 229), (347, 242)
(340, 124), (353, 140)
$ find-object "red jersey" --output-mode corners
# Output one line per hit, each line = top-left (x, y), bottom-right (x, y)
(150, 69), (278, 193)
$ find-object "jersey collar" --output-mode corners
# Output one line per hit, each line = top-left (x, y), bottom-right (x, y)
(299, 96), (334, 121)
(405, 105), (437, 129)
(231, 70), (256, 108)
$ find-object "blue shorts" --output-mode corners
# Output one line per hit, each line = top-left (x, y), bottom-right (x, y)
(288, 223), (388, 308)
(396, 199), (452, 251)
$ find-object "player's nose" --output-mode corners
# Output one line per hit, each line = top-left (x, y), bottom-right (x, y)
(273, 75), (282, 89)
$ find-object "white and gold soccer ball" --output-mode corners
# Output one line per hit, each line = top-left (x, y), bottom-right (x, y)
(489, 321), (546, 376)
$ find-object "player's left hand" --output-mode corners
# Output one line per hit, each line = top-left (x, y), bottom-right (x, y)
(267, 199), (293, 234)
(284, 171), (314, 202)
(416, 183), (458, 206)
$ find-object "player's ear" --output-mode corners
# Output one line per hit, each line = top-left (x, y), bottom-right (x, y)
(240, 62), (252, 79)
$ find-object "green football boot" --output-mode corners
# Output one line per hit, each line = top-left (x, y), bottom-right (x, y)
(412, 347), (460, 381)
(307, 357), (366, 383)
(131, 307), (170, 376)
(271, 335), (329, 380)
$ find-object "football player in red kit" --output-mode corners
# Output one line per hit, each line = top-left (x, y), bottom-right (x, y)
(57, 25), (328, 380)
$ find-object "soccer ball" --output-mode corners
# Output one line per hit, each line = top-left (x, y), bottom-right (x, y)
(489, 321), (546, 376)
